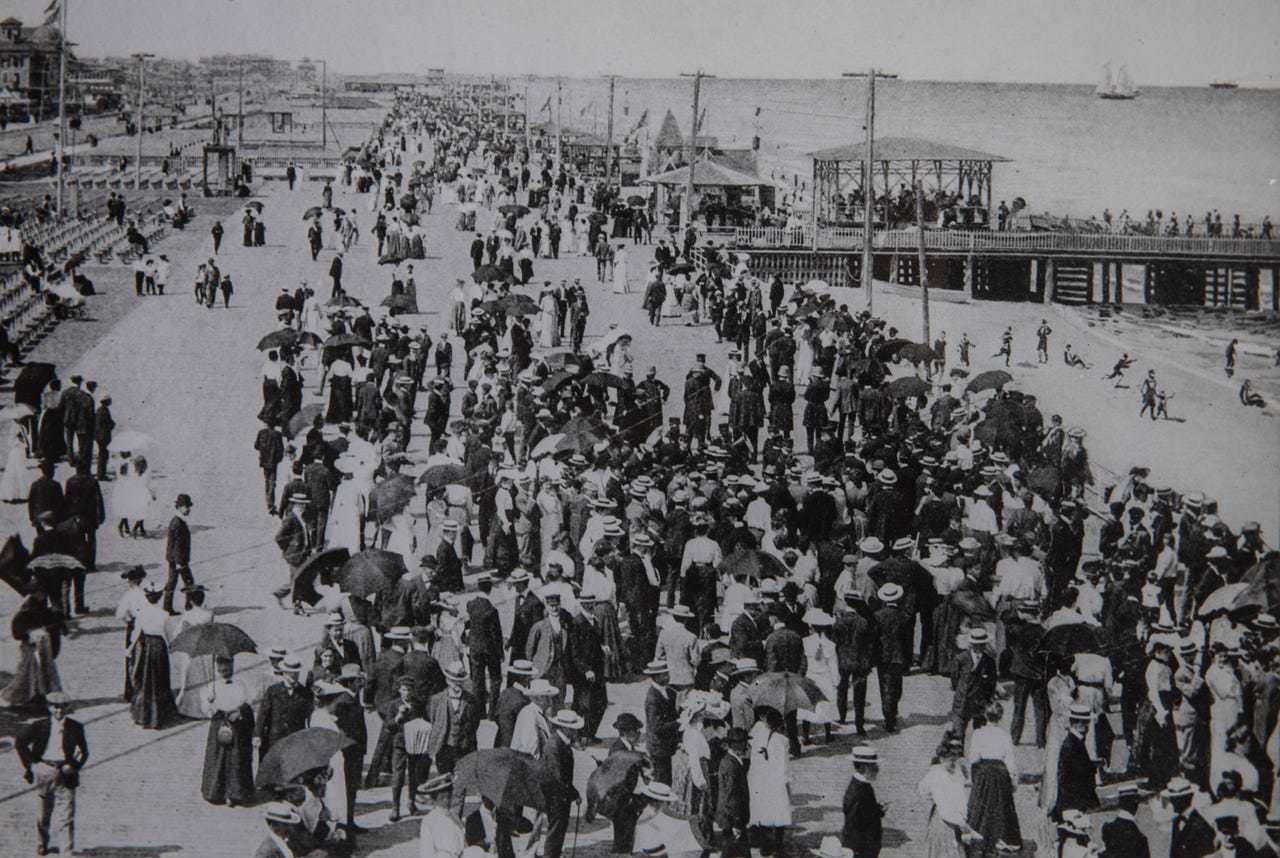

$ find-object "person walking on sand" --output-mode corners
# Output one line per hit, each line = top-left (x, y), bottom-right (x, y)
(1035, 320), (1052, 364)
(1225, 338), (1238, 377)
(1103, 353), (1133, 387)
(1138, 371), (1158, 421)
(993, 327), (1012, 367)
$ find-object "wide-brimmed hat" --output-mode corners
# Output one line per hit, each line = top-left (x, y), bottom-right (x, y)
(613, 712), (643, 732)
(968, 628), (990, 646)
(850, 745), (879, 766)
(385, 626), (413, 641)
(668, 604), (695, 620)
(891, 536), (914, 553)
(279, 655), (304, 674)
(265, 802), (302, 825)
(814, 836), (853, 858)
(639, 781), (675, 802)
(550, 709), (585, 730)
(803, 608), (834, 627)
(444, 661), (468, 682)
(876, 469), (897, 486)
(643, 659), (670, 676)
(1068, 702), (1093, 722)
(858, 537), (883, 554)
(508, 659), (535, 677)
(416, 773), (454, 797)
(877, 583), (903, 604)
(526, 678), (558, 697)
(1162, 776), (1194, 799)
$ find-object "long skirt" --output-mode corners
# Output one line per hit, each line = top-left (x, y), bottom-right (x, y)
(1134, 701), (1179, 788)
(669, 749), (695, 818)
(592, 601), (625, 681)
(921, 597), (955, 675)
(129, 633), (178, 729)
(0, 636), (61, 707)
(925, 808), (964, 858)
(174, 653), (217, 719)
(201, 705), (256, 804)
(966, 759), (1021, 848)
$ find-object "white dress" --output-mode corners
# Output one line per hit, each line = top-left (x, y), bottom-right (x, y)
(308, 707), (348, 825)
(112, 469), (154, 523)
(328, 470), (373, 553)
(538, 293), (560, 347)
(662, 275), (683, 318)
(800, 633), (840, 724)
(0, 423), (30, 502)
(747, 723), (792, 826)
(612, 248), (628, 294)
(794, 330), (814, 385)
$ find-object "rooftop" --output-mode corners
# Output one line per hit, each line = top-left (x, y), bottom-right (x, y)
(809, 136), (1010, 163)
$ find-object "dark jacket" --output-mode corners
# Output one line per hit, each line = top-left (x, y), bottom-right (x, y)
(254, 681), (314, 757)
(27, 476), (64, 527)
(841, 777), (882, 853)
(165, 514), (191, 567)
(1100, 814), (1150, 858)
(763, 626), (807, 674)
(16, 716), (89, 789)
(715, 751), (749, 830)
(873, 604), (912, 667)
(402, 650), (447, 700)
(426, 689), (481, 757)
(1168, 809), (1215, 858)
(1053, 730), (1099, 817)
(644, 683), (679, 758)
(367, 647), (406, 711)
(492, 686), (529, 749)
(466, 596), (504, 662)
(729, 612), (765, 664)
(63, 472), (105, 528)
(950, 651), (998, 721)
(833, 605), (877, 675)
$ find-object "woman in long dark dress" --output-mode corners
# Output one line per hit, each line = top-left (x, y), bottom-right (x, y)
(129, 581), (178, 729)
(325, 363), (353, 424)
(965, 702), (1022, 853)
(201, 655), (256, 806)
(37, 380), (67, 463)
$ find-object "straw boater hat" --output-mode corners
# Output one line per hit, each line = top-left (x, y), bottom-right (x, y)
(526, 678), (558, 697)
(814, 836), (852, 858)
(1068, 702), (1093, 722)
(877, 583), (903, 604)
(858, 537), (884, 554)
(416, 774), (454, 798)
(644, 659), (670, 676)
(508, 659), (535, 677)
(803, 608), (834, 627)
(265, 803), (302, 825)
(732, 657), (759, 676)
(280, 655), (303, 674)
(385, 626), (413, 642)
(850, 746), (879, 766)
(639, 782), (675, 802)
(444, 661), (468, 683)
(550, 709), (585, 731)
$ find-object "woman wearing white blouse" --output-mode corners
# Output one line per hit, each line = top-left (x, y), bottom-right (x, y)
(918, 736), (981, 858)
(965, 702), (1023, 851)
(200, 655), (255, 806)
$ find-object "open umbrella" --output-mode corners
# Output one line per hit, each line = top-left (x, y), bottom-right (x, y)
(256, 728), (354, 789)
(584, 371), (628, 390)
(587, 211), (608, 225)
(874, 338), (915, 361)
(899, 343), (937, 365)
(0, 535), (31, 595)
(338, 549), (408, 598)
(666, 262), (695, 276)
(542, 352), (591, 374)
(817, 313), (852, 333)
(168, 622), (257, 659)
(13, 363), (56, 408)
(454, 748), (559, 812)
(556, 415), (607, 454)
(286, 403), (326, 438)
(718, 547), (790, 581)
(380, 294), (420, 313)
(108, 429), (152, 452)
(246, 201), (265, 212)
(257, 329), (299, 351)
(368, 474), (416, 522)
(290, 547), (352, 606)
(323, 333), (369, 349)
(886, 376), (930, 399)
(966, 370), (1014, 394)
(1038, 622), (1110, 656)
(1232, 555), (1280, 613)
(325, 295), (363, 309)
(302, 206), (324, 221)
(529, 433), (570, 460)
(1026, 466), (1061, 497)
(1198, 583), (1249, 618)
(27, 553), (83, 573)
(473, 264), (505, 283)
(26, 552), (82, 598)
(539, 372), (577, 397)
(747, 671), (827, 715)
(585, 749), (646, 820)
(498, 204), (530, 218)
(418, 463), (467, 490)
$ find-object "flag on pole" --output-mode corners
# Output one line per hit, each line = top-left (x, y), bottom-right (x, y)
(540, 96), (552, 114)
(43, 0), (62, 27)
(579, 101), (593, 118)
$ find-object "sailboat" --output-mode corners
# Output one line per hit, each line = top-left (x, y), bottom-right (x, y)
(1096, 62), (1139, 100)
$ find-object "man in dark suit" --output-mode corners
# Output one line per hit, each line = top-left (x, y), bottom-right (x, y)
(28, 459), (64, 531)
(643, 660), (679, 785)
(466, 578), (504, 717)
(93, 394), (115, 480)
(15, 692), (89, 858)
(729, 599), (766, 664)
(1099, 783), (1150, 858)
(605, 713), (646, 854)
(834, 592), (877, 735)
(1164, 777), (1215, 858)
(1053, 704), (1099, 819)
(254, 419), (285, 515)
(873, 584), (910, 733)
(842, 746), (884, 858)
(328, 251), (344, 297)
(763, 610), (808, 754)
(63, 461), (104, 613)
(163, 493), (195, 615)
(253, 656), (312, 762)
(334, 664), (369, 833)
(427, 664), (482, 812)
(366, 627), (411, 712)
(386, 560), (439, 629)
(542, 709), (581, 858)
(950, 627), (998, 735)
(492, 660), (534, 748)
(303, 458), (335, 546)
(314, 613), (362, 672)
(715, 727), (751, 858)
(469, 234), (485, 270)
(507, 571), (543, 661)
(1004, 599), (1048, 746)
(570, 593), (609, 743)
(403, 626), (447, 701)
(272, 492), (311, 607)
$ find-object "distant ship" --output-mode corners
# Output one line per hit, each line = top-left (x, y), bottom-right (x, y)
(1209, 80), (1239, 89)
(1096, 62), (1139, 100)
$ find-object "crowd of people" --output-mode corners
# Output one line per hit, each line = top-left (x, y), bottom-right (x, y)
(1, 87), (1278, 858)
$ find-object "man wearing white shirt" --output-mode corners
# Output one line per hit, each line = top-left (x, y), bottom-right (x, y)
(965, 486), (998, 535)
(418, 774), (465, 858)
(510, 678), (556, 758)
(993, 541), (1044, 607)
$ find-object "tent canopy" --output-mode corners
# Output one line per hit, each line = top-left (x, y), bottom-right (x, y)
(641, 159), (769, 189)
(809, 136), (1010, 164)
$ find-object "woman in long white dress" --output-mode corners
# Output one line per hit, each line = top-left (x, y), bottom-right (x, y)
(308, 684), (349, 828)
(0, 421), (31, 502)
(918, 736), (980, 858)
(794, 324), (815, 385)
(1207, 647), (1244, 784)
(382, 510), (419, 565)
(538, 290), (560, 348)
(612, 245), (629, 295)
(575, 218), (591, 256)
(661, 273), (684, 318)
(747, 707), (792, 854)
(327, 459), (375, 553)
(800, 610), (840, 743)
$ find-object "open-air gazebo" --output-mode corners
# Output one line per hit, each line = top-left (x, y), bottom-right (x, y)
(641, 157), (774, 226)
(809, 136), (1010, 229)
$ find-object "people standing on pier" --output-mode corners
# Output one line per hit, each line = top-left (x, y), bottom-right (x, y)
(1035, 320), (1052, 364)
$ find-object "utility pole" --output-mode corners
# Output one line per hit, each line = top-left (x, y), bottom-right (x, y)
(678, 71), (710, 237)
(237, 59), (244, 147)
(555, 78), (562, 164)
(523, 77), (531, 151)
(604, 74), (617, 189)
(320, 59), (327, 150)
(504, 76), (511, 135)
(843, 69), (896, 311)
(915, 179), (931, 346)
(54, 0), (69, 216)
(132, 52), (154, 191)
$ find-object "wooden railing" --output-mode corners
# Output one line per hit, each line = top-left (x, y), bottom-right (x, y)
(729, 226), (1280, 259)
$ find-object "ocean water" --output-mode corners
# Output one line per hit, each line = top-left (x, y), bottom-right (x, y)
(527, 77), (1280, 221)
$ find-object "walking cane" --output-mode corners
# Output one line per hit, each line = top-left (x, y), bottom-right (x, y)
(569, 799), (582, 858)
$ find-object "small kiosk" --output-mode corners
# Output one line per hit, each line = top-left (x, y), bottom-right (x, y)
(202, 144), (238, 196)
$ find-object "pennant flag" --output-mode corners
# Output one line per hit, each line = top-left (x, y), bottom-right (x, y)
(45, 0), (59, 13)
(696, 108), (706, 134)
(579, 101), (592, 118)
(43, 0), (61, 27)
(540, 96), (552, 114)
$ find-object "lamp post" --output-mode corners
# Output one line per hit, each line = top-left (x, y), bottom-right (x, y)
(132, 52), (155, 191)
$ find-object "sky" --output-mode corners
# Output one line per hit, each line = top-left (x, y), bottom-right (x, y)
(13, 0), (1280, 85)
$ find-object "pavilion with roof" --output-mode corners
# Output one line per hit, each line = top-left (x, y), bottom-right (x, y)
(809, 136), (1010, 229)
(641, 157), (775, 225)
